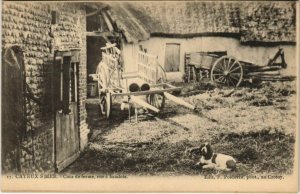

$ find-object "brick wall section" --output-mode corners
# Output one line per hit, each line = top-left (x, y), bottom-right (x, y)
(2, 2), (88, 173)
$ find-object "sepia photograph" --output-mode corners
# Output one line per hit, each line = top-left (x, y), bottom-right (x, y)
(1, 0), (299, 192)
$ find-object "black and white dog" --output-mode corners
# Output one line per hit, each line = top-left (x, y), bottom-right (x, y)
(187, 143), (236, 171)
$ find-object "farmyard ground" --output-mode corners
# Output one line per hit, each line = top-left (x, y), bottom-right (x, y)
(63, 80), (296, 177)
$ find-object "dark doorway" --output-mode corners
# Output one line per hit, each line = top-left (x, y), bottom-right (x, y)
(87, 36), (107, 98)
(2, 46), (26, 172)
(87, 36), (107, 82)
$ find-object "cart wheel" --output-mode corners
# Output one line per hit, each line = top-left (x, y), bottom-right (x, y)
(211, 56), (243, 87)
(157, 64), (167, 84)
(99, 92), (112, 118)
(147, 93), (165, 109)
(96, 61), (108, 92)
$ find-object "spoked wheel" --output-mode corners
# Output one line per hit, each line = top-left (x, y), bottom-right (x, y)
(156, 64), (167, 84)
(96, 61), (108, 92)
(211, 56), (243, 87)
(146, 64), (166, 111)
(147, 93), (165, 110)
(99, 92), (112, 118)
(96, 61), (112, 118)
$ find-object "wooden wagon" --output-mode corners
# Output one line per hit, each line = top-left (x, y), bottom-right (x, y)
(185, 48), (289, 87)
(90, 43), (195, 119)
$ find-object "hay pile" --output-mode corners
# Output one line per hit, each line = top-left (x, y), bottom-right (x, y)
(63, 81), (296, 176)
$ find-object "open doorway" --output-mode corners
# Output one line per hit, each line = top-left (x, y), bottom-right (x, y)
(2, 46), (25, 172)
(87, 37), (107, 98)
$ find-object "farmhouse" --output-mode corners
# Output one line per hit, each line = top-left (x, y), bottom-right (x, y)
(104, 1), (296, 81)
(1, 1), (297, 173)
(2, 2), (91, 173)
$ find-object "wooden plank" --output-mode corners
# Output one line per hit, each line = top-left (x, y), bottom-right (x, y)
(121, 74), (139, 79)
(252, 76), (295, 81)
(56, 151), (80, 172)
(65, 113), (70, 158)
(59, 112), (64, 162)
(86, 9), (101, 17)
(56, 112), (62, 163)
(53, 58), (62, 111)
(248, 71), (280, 76)
(73, 104), (80, 152)
(86, 31), (119, 37)
(61, 114), (67, 162)
(164, 83), (178, 88)
(131, 96), (160, 113)
(112, 87), (182, 96)
(69, 108), (75, 156)
(253, 66), (282, 72)
(73, 103), (78, 152)
(164, 92), (195, 110)
(101, 43), (117, 50)
(71, 103), (78, 153)
(101, 12), (114, 32)
(74, 63), (78, 102)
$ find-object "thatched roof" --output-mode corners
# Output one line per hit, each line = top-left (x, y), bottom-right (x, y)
(240, 1), (296, 43)
(106, 1), (296, 44)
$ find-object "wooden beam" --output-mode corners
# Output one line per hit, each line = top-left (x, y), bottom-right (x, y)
(131, 96), (160, 113)
(111, 87), (181, 97)
(101, 11), (114, 32)
(86, 9), (102, 17)
(86, 31), (118, 37)
(163, 92), (195, 110)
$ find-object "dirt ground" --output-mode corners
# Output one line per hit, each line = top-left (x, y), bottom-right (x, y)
(63, 80), (296, 177)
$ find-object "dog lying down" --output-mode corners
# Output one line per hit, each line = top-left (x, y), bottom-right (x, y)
(186, 143), (237, 171)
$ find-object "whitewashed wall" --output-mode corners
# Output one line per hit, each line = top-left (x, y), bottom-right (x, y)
(121, 36), (297, 78)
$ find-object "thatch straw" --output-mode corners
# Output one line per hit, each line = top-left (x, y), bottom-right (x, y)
(106, 1), (296, 43)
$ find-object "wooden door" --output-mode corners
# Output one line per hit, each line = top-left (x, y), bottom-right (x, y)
(55, 103), (79, 172)
(164, 43), (180, 72)
(53, 55), (80, 172)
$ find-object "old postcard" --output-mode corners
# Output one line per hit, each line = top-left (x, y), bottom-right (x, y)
(1, 0), (299, 192)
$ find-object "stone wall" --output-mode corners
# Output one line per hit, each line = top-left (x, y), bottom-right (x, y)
(2, 2), (88, 173)
(78, 7), (89, 150)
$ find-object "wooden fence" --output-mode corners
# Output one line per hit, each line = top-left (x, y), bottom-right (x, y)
(137, 51), (159, 84)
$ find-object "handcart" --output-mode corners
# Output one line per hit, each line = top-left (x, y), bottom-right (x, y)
(90, 43), (195, 119)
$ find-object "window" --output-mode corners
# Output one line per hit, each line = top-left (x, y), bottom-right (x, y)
(53, 55), (78, 114)
(51, 11), (59, 25)
(62, 56), (71, 114)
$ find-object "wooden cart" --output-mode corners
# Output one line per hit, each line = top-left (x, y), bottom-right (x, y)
(90, 43), (195, 119)
(186, 48), (289, 87)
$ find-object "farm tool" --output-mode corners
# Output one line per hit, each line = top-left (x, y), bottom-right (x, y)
(186, 48), (293, 87)
(89, 43), (195, 121)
